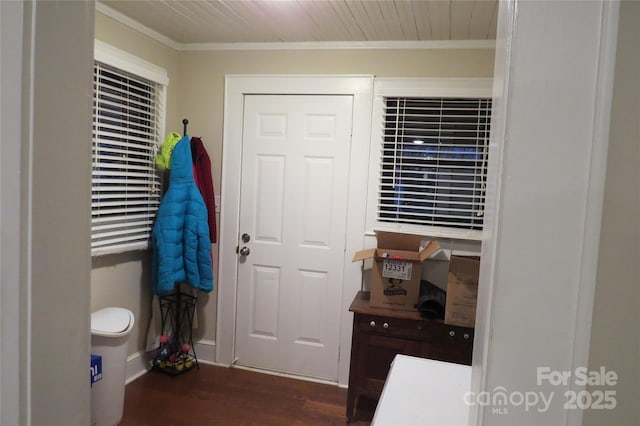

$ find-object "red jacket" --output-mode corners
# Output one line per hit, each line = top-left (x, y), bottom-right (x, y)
(190, 137), (217, 243)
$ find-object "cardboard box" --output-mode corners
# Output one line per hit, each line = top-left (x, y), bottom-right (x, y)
(353, 232), (441, 311)
(444, 256), (480, 328)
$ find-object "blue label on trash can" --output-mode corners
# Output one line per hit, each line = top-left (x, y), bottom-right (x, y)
(90, 355), (102, 385)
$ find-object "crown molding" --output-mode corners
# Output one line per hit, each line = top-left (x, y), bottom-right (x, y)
(181, 39), (495, 51)
(96, 2), (496, 52)
(96, 2), (181, 50)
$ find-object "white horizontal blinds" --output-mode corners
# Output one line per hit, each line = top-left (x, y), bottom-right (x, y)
(91, 61), (162, 255)
(378, 97), (492, 230)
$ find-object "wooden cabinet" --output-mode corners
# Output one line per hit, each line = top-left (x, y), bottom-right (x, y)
(346, 291), (474, 422)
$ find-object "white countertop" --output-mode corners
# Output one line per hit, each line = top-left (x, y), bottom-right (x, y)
(371, 354), (472, 426)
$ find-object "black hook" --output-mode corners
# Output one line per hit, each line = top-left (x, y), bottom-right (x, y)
(182, 118), (189, 136)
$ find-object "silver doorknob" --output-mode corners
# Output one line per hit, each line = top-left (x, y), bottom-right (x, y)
(239, 246), (250, 256)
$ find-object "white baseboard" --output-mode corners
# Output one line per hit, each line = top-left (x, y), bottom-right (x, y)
(231, 364), (339, 387)
(125, 341), (345, 388)
(193, 339), (216, 365)
(198, 359), (229, 367)
(126, 351), (150, 384)
(125, 340), (219, 383)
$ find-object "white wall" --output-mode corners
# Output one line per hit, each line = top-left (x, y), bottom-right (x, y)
(19, 1), (95, 424)
(473, 1), (618, 425)
(1, 2), (24, 424)
(585, 1), (640, 424)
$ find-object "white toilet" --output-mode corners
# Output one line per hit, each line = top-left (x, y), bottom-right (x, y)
(90, 307), (135, 426)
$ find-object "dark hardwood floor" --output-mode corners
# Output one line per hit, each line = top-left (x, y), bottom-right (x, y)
(120, 364), (375, 426)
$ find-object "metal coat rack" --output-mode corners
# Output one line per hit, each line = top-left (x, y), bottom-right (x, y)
(152, 118), (200, 375)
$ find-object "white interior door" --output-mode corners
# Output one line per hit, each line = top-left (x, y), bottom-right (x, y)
(234, 94), (353, 381)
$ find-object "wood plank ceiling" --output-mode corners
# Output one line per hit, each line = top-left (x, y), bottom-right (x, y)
(100, 0), (498, 45)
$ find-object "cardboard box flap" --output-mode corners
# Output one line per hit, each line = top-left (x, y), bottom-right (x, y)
(375, 231), (424, 251)
(374, 248), (422, 261)
(353, 240), (441, 263)
(352, 248), (376, 262)
(418, 240), (441, 261)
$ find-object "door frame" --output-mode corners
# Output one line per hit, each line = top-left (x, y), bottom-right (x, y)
(217, 75), (373, 386)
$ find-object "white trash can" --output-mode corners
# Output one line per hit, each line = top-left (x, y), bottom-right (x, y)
(90, 307), (135, 426)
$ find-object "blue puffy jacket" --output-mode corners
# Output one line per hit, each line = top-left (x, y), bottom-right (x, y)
(152, 136), (213, 295)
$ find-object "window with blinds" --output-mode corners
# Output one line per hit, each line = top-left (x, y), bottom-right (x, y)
(377, 97), (492, 236)
(91, 61), (164, 256)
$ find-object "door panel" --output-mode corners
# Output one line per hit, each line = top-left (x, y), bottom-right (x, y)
(250, 265), (280, 339)
(235, 94), (353, 380)
(254, 155), (285, 242)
